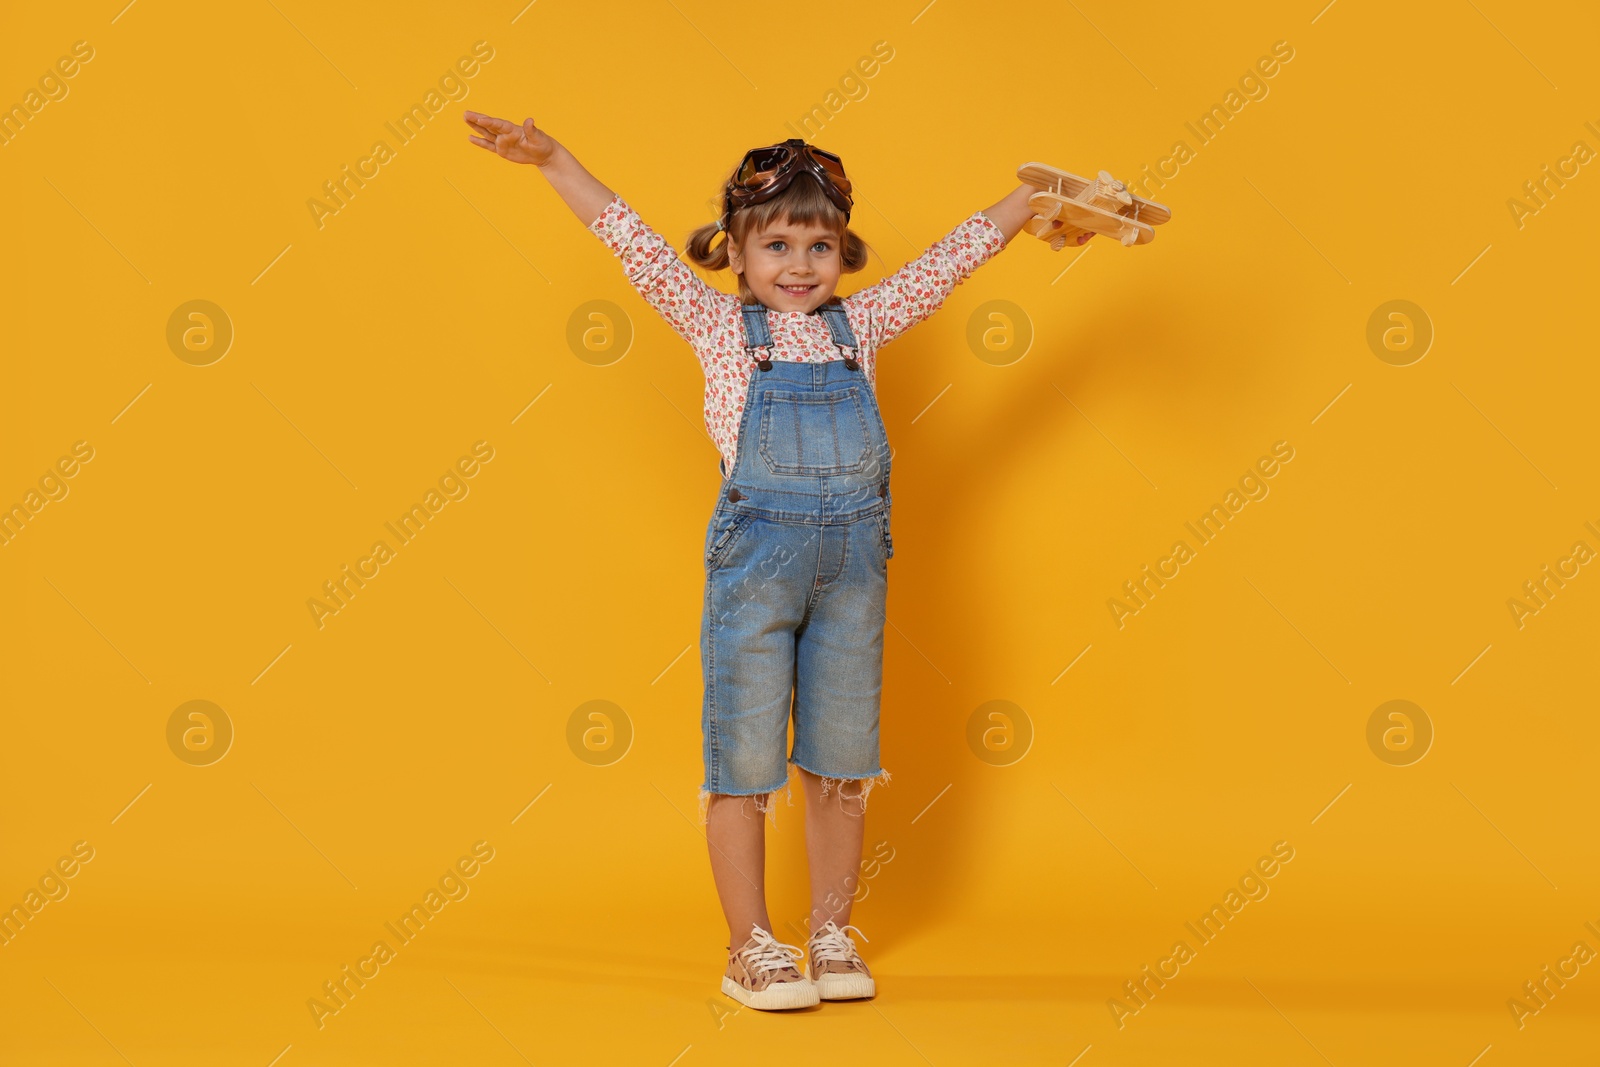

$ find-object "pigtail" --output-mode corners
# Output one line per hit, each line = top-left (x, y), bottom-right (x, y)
(684, 218), (731, 271)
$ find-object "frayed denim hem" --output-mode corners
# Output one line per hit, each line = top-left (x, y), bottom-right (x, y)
(697, 763), (892, 826)
(789, 760), (893, 818)
(697, 777), (795, 828)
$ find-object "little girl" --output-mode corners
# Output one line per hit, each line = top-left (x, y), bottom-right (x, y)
(465, 111), (1093, 1011)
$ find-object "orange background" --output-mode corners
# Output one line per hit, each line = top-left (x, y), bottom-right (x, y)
(2, 1), (1597, 1064)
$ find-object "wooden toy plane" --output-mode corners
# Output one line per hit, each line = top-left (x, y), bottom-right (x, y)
(1017, 163), (1172, 249)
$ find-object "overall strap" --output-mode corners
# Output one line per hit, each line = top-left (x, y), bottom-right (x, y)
(816, 301), (861, 371)
(740, 302), (775, 371)
(815, 302), (858, 349)
(740, 302), (774, 349)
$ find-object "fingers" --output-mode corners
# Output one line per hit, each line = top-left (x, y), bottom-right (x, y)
(463, 113), (497, 149)
(462, 109), (514, 133)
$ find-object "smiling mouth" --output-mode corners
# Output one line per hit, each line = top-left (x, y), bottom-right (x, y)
(778, 285), (816, 297)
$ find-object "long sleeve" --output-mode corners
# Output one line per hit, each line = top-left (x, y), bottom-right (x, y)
(586, 194), (735, 350)
(844, 210), (1009, 354)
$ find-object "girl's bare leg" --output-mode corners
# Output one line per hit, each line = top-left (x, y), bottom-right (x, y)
(705, 793), (774, 946)
(796, 767), (867, 935)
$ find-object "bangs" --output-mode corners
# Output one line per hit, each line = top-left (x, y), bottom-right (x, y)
(742, 174), (848, 238)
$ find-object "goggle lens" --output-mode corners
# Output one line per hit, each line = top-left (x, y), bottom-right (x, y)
(811, 148), (844, 174)
(738, 146), (790, 184)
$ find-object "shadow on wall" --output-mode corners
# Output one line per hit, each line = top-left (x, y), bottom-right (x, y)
(815, 270), (1275, 948)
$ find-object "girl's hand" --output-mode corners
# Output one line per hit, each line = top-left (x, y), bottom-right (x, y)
(985, 182), (1100, 246)
(463, 110), (558, 166)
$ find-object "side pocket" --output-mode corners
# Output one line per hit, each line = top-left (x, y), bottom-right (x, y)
(706, 512), (752, 571)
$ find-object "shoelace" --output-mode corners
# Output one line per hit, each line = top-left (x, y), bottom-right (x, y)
(807, 921), (868, 966)
(737, 926), (806, 976)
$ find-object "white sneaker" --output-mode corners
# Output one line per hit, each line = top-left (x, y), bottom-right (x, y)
(722, 925), (819, 1010)
(805, 921), (875, 1000)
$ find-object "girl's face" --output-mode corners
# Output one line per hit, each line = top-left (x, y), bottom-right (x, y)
(728, 217), (843, 313)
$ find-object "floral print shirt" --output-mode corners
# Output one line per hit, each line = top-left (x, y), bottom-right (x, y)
(586, 194), (1009, 474)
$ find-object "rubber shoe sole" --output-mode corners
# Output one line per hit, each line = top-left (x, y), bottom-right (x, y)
(721, 974), (820, 1010)
(815, 972), (875, 1000)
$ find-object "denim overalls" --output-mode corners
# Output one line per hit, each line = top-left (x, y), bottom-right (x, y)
(697, 300), (895, 819)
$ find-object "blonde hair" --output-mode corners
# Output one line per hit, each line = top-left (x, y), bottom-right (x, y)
(684, 165), (873, 306)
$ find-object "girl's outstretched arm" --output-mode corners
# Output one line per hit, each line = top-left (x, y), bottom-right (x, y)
(465, 111), (732, 351)
(464, 110), (615, 226)
(845, 182), (1095, 354)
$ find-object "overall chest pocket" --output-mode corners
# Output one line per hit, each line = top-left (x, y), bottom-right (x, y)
(757, 389), (872, 476)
